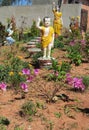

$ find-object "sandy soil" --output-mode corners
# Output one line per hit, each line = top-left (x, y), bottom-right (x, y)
(0, 45), (89, 130)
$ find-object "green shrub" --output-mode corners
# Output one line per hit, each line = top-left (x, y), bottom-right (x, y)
(82, 76), (89, 89)
(0, 65), (10, 82)
(0, 116), (10, 126)
(14, 126), (23, 130)
(66, 42), (82, 66)
(30, 20), (40, 37)
(54, 36), (64, 48)
(84, 30), (89, 59)
(0, 22), (6, 44)
(21, 101), (37, 117)
(0, 125), (6, 130)
(31, 52), (43, 68)
(47, 59), (71, 81)
(0, 56), (33, 90)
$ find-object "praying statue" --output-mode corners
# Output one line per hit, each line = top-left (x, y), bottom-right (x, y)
(69, 16), (80, 32)
(52, 2), (63, 37)
(36, 16), (54, 59)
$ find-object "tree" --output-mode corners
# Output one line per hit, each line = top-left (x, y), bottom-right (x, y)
(1, 0), (12, 6)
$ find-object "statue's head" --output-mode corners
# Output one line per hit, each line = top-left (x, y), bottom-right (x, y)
(43, 16), (51, 27)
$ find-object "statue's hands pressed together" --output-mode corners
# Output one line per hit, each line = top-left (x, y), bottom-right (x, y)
(52, 2), (55, 9)
(53, 2), (55, 5)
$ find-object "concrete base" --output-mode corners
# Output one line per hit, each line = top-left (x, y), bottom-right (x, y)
(38, 57), (54, 68)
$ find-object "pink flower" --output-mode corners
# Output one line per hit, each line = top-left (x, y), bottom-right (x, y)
(81, 40), (85, 44)
(20, 82), (28, 92)
(22, 68), (30, 75)
(34, 69), (39, 76)
(69, 41), (75, 46)
(26, 75), (34, 82)
(54, 71), (59, 76)
(72, 78), (85, 91)
(66, 74), (85, 91)
(81, 40), (86, 48)
(0, 82), (7, 91)
(66, 73), (73, 85)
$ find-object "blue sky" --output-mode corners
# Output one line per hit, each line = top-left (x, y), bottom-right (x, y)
(0, 0), (32, 5)
(12, 0), (32, 6)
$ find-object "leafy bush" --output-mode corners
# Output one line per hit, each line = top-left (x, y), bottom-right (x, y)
(30, 20), (40, 37)
(0, 125), (6, 130)
(66, 41), (82, 65)
(0, 116), (10, 126)
(36, 81), (62, 102)
(0, 22), (6, 45)
(31, 52), (43, 68)
(82, 76), (89, 89)
(3, 56), (31, 89)
(54, 36), (64, 48)
(70, 29), (82, 39)
(84, 30), (89, 59)
(47, 59), (71, 81)
(60, 61), (71, 72)
(14, 126), (23, 130)
(21, 101), (37, 117)
(0, 65), (10, 83)
(0, 55), (38, 92)
(85, 30), (89, 43)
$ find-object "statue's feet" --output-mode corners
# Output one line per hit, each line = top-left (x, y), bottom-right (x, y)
(43, 56), (46, 59)
(47, 56), (51, 59)
(42, 56), (52, 60)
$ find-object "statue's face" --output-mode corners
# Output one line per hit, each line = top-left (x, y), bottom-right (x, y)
(44, 18), (50, 27)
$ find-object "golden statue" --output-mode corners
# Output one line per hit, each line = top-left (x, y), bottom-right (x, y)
(36, 16), (54, 59)
(52, 2), (63, 37)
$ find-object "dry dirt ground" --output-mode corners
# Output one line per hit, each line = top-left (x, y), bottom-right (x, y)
(0, 45), (89, 130)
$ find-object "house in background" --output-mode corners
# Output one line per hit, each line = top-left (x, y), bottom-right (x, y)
(80, 5), (89, 31)
(63, 0), (89, 5)
(62, 0), (89, 31)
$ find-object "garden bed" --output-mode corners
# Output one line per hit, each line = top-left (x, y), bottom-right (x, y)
(0, 45), (89, 130)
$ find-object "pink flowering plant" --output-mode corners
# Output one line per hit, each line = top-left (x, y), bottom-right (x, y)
(0, 82), (7, 91)
(83, 31), (89, 60)
(47, 59), (71, 82)
(0, 56), (39, 92)
(66, 38), (88, 66)
(66, 41), (82, 66)
(65, 73), (85, 91)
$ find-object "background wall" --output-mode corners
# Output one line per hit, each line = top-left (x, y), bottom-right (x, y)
(0, 4), (82, 29)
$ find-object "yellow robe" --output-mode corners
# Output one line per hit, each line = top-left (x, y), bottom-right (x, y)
(53, 9), (63, 35)
(41, 26), (54, 48)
